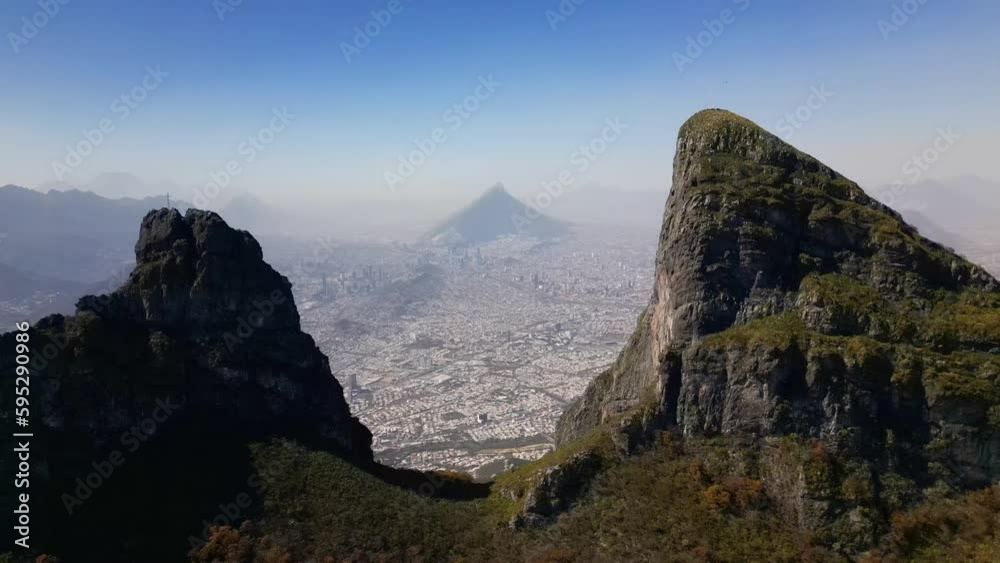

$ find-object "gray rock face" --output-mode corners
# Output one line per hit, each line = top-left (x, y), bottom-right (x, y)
(106, 208), (301, 332)
(509, 451), (603, 529)
(6, 208), (373, 459)
(556, 109), (1000, 488)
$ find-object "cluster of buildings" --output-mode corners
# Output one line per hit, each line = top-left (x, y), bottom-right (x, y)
(277, 230), (661, 478)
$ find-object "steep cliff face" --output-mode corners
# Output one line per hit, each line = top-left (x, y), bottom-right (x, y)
(0, 209), (372, 559)
(16, 208), (372, 457)
(557, 110), (999, 488)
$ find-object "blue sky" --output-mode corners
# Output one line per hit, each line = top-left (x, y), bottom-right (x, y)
(1, 0), (998, 202)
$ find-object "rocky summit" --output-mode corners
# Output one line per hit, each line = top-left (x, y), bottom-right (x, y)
(46, 208), (372, 457)
(0, 209), (372, 558)
(559, 109), (998, 447)
(543, 108), (1000, 548)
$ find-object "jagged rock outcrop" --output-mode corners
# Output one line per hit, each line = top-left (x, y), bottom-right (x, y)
(508, 450), (603, 529)
(12, 208), (372, 457)
(0, 209), (373, 558)
(557, 109), (1000, 490)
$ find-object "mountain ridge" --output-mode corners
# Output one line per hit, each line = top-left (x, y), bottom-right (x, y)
(0, 184), (193, 284)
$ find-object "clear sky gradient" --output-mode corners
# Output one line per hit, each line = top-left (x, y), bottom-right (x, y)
(1, 0), (998, 202)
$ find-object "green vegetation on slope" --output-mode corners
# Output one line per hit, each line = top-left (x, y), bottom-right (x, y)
(866, 486), (1000, 562)
(701, 274), (1000, 408)
(189, 436), (839, 563)
(216, 433), (1000, 562)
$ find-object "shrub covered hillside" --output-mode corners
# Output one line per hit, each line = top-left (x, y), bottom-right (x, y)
(181, 434), (1000, 562)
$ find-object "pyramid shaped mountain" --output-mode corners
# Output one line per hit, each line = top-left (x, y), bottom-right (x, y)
(558, 108), (999, 483)
(425, 183), (568, 243)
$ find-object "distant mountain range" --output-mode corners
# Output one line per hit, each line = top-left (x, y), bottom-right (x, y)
(865, 177), (1000, 276)
(39, 171), (182, 200)
(0, 262), (86, 301)
(0, 184), (189, 284)
(870, 176), (1000, 233)
(0, 184), (185, 235)
(424, 183), (568, 244)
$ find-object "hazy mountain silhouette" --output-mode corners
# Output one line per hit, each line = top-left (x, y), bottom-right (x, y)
(424, 183), (568, 244)
(0, 184), (189, 283)
(40, 172), (181, 200)
(871, 176), (1000, 232)
(0, 184), (186, 235)
(0, 262), (86, 301)
(217, 192), (291, 234)
(898, 208), (968, 250)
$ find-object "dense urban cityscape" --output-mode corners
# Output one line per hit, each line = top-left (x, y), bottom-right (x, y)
(286, 227), (656, 478)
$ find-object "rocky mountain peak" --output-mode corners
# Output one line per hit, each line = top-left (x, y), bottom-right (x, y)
(484, 181), (509, 195)
(677, 108), (772, 152)
(5, 205), (373, 480)
(88, 208), (301, 333)
(558, 109), (999, 486)
(425, 183), (568, 243)
(118, 209), (300, 331)
(0, 208), (375, 556)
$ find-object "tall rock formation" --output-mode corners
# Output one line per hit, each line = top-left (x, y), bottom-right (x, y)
(557, 109), (999, 487)
(0, 209), (372, 558)
(27, 208), (372, 456)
